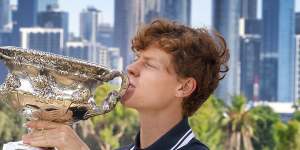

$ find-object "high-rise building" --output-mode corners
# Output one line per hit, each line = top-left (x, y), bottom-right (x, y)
(213, 0), (241, 101)
(0, 0), (11, 83)
(0, 0), (10, 32)
(295, 35), (300, 101)
(97, 23), (113, 47)
(260, 0), (295, 102)
(296, 13), (300, 34)
(114, 0), (143, 69)
(240, 0), (257, 19)
(20, 27), (63, 54)
(160, 0), (191, 26)
(66, 39), (89, 61)
(38, 5), (69, 44)
(295, 12), (300, 102)
(66, 36), (109, 66)
(240, 34), (261, 101)
(108, 47), (123, 85)
(37, 0), (58, 12)
(239, 0), (262, 101)
(12, 0), (58, 46)
(80, 7), (100, 43)
(16, 0), (57, 27)
(143, 0), (160, 23)
(108, 47), (123, 71)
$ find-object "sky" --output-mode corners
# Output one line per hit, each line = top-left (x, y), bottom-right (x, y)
(11, 0), (300, 36)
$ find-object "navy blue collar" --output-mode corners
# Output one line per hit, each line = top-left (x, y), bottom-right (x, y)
(133, 117), (193, 150)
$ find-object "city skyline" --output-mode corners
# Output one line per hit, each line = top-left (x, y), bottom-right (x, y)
(1, 0), (299, 103)
(11, 0), (300, 36)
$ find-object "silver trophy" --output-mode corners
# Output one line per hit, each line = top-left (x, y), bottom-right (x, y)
(0, 47), (129, 150)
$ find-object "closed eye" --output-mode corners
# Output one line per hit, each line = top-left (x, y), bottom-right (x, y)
(144, 62), (156, 69)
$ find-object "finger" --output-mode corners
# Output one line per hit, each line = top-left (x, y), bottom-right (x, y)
(22, 129), (58, 148)
(23, 134), (53, 148)
(26, 120), (60, 130)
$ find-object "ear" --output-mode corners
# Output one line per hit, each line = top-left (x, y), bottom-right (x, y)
(175, 77), (197, 98)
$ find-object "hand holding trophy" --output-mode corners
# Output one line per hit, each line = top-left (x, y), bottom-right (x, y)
(0, 47), (129, 150)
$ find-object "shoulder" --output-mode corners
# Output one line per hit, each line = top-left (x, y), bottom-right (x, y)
(115, 144), (134, 150)
(178, 138), (209, 150)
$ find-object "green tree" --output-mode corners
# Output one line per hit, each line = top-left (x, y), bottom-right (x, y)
(273, 120), (300, 150)
(0, 101), (25, 149)
(249, 106), (280, 150)
(189, 96), (224, 150)
(292, 111), (300, 121)
(220, 95), (255, 150)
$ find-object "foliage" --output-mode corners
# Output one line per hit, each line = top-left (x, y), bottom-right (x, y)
(249, 106), (280, 150)
(292, 111), (300, 121)
(0, 101), (25, 149)
(220, 95), (255, 150)
(273, 120), (300, 150)
(189, 96), (224, 150)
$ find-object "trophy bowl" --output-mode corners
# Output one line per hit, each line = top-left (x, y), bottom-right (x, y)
(0, 46), (129, 149)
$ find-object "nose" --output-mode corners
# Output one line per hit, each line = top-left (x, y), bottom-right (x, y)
(126, 60), (140, 77)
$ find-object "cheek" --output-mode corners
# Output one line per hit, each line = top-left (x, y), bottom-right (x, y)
(139, 73), (176, 97)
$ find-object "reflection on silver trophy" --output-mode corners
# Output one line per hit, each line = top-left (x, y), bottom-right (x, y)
(0, 47), (129, 150)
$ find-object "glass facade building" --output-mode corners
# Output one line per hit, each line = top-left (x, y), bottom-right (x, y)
(0, 0), (10, 32)
(80, 7), (99, 43)
(38, 7), (69, 43)
(213, 0), (241, 101)
(160, 0), (191, 26)
(260, 0), (295, 102)
(20, 27), (63, 54)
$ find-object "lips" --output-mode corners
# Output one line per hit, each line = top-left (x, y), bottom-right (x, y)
(121, 78), (136, 102)
(128, 83), (136, 88)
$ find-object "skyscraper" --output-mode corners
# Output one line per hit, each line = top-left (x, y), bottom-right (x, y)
(37, 0), (58, 12)
(160, 0), (191, 26)
(20, 27), (63, 54)
(0, 0), (10, 32)
(66, 39), (89, 61)
(38, 5), (69, 44)
(260, 0), (295, 102)
(296, 13), (300, 34)
(114, 0), (143, 69)
(97, 23), (113, 47)
(240, 0), (257, 19)
(108, 48), (123, 71)
(213, 0), (241, 101)
(240, 33), (261, 101)
(143, 0), (160, 23)
(295, 35), (300, 101)
(294, 13), (300, 102)
(80, 7), (100, 43)
(239, 0), (262, 101)
(12, 0), (58, 46)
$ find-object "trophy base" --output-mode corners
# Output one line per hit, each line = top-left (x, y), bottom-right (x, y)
(3, 141), (44, 150)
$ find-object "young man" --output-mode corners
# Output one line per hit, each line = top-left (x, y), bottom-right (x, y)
(22, 19), (229, 150)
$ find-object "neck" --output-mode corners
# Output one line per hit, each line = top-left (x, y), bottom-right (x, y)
(138, 109), (183, 149)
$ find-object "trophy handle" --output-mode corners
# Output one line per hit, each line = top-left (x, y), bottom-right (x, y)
(83, 70), (129, 119)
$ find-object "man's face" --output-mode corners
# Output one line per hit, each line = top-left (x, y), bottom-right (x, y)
(121, 45), (182, 112)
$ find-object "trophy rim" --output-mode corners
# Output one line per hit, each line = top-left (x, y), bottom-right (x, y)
(0, 46), (117, 80)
